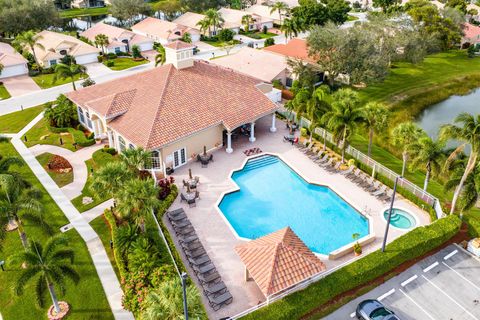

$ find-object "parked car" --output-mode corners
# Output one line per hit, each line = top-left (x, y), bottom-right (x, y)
(356, 299), (400, 320)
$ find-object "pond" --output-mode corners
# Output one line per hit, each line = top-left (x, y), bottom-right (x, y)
(415, 88), (480, 149)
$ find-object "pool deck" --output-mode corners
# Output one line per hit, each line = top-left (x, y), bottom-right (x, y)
(165, 115), (430, 319)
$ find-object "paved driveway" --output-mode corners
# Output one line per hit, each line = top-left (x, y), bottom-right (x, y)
(2, 75), (40, 97)
(324, 244), (480, 320)
(85, 62), (114, 79)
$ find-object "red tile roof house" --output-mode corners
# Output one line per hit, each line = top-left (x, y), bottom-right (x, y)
(80, 22), (154, 54)
(0, 43), (28, 79)
(462, 22), (480, 48)
(132, 17), (201, 45)
(66, 41), (279, 173)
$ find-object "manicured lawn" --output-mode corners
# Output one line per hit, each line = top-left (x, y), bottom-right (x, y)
(0, 142), (113, 320)
(90, 214), (121, 280)
(32, 72), (86, 89)
(59, 6), (109, 18)
(36, 152), (74, 187)
(103, 57), (148, 71)
(201, 39), (241, 47)
(0, 84), (11, 100)
(241, 31), (277, 39)
(23, 118), (78, 151)
(0, 104), (45, 133)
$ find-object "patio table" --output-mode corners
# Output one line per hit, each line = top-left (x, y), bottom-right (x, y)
(184, 192), (196, 201)
(186, 178), (197, 188)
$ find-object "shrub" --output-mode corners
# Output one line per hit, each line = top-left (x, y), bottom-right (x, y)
(92, 148), (114, 166)
(262, 25), (268, 34)
(115, 51), (130, 57)
(68, 128), (95, 147)
(44, 94), (78, 128)
(243, 215), (461, 320)
(107, 52), (117, 60)
(218, 28), (234, 42)
(81, 77), (96, 87)
(102, 147), (117, 155)
(106, 60), (115, 67)
(60, 54), (75, 65)
(131, 45), (142, 59)
(97, 55), (103, 63)
(264, 37), (275, 47)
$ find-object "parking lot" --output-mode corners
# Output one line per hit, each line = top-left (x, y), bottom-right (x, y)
(324, 244), (480, 320)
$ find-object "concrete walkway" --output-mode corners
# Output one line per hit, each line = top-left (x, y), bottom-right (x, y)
(10, 137), (133, 320)
(83, 199), (115, 223)
(29, 143), (106, 199)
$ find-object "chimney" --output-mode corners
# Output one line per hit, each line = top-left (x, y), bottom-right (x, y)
(164, 40), (195, 70)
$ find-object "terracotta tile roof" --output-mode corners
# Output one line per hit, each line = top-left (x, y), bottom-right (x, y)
(463, 23), (480, 42)
(132, 17), (185, 41)
(80, 22), (152, 47)
(235, 227), (326, 297)
(263, 38), (315, 63)
(164, 40), (195, 50)
(67, 60), (277, 149)
(34, 31), (100, 62)
(173, 12), (206, 31)
(0, 43), (27, 67)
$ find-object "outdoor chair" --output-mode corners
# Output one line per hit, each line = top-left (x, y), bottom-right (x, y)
(198, 271), (221, 285)
(314, 154), (329, 164)
(182, 240), (203, 252)
(167, 208), (184, 217)
(169, 212), (187, 222)
(327, 162), (342, 172)
(201, 159), (209, 168)
(297, 140), (308, 150)
(353, 172), (369, 185)
(380, 189), (393, 202)
(320, 158), (334, 167)
(302, 144), (314, 154)
(187, 198), (196, 207)
(195, 191), (200, 200)
(209, 154), (213, 162)
(171, 219), (191, 230)
(366, 180), (381, 192)
(197, 154), (202, 162)
(342, 166), (355, 176)
(308, 148), (321, 159)
(182, 180), (189, 189)
(193, 263), (216, 275)
(209, 292), (233, 311)
(185, 247), (207, 259)
(305, 146), (318, 156)
(180, 193), (188, 202)
(176, 226), (195, 237)
(179, 234), (198, 245)
(203, 281), (227, 297)
(359, 176), (374, 188)
(188, 254), (211, 267)
(195, 176), (200, 184)
(372, 185), (387, 197)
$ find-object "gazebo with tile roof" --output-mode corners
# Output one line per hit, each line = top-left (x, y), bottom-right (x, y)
(235, 227), (326, 298)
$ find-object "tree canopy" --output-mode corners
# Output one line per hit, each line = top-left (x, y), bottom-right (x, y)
(290, 0), (350, 31)
(110, 0), (151, 26)
(180, 0), (226, 12)
(0, 0), (60, 34)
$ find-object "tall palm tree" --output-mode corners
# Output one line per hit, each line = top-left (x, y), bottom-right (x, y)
(270, 1), (289, 25)
(363, 102), (389, 157)
(53, 63), (86, 91)
(94, 34), (110, 54)
(392, 122), (422, 177)
(142, 279), (204, 320)
(90, 162), (133, 201)
(155, 43), (166, 67)
(287, 58), (318, 91)
(120, 147), (153, 177)
(10, 235), (80, 313)
(280, 18), (298, 43)
(439, 113), (480, 214)
(0, 175), (50, 249)
(311, 85), (332, 150)
(205, 9), (224, 35)
(408, 135), (445, 191)
(196, 18), (212, 37)
(13, 31), (44, 66)
(116, 178), (160, 233)
(241, 14), (254, 32)
(323, 89), (364, 162)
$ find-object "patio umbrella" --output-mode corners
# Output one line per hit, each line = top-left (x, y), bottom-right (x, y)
(187, 184), (191, 193)
(203, 145), (207, 156)
(189, 168), (193, 179)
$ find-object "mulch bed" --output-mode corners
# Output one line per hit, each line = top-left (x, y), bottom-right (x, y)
(47, 155), (72, 172)
(301, 223), (470, 320)
(244, 148), (262, 156)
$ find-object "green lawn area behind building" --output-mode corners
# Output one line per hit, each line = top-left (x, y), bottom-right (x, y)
(36, 152), (74, 187)
(104, 57), (149, 71)
(59, 6), (109, 18)
(0, 142), (113, 320)
(90, 215), (121, 280)
(0, 84), (11, 100)
(0, 104), (45, 133)
(23, 118), (78, 151)
(32, 72), (86, 89)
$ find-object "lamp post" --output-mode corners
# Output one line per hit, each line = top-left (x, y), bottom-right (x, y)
(382, 175), (401, 253)
(181, 272), (189, 320)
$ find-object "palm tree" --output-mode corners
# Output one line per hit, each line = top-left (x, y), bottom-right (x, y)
(181, 32), (192, 43)
(408, 135), (445, 191)
(9, 235), (80, 313)
(196, 18), (211, 37)
(155, 43), (166, 67)
(439, 113), (480, 214)
(115, 223), (138, 255)
(323, 88), (364, 162)
(120, 147), (152, 177)
(94, 34), (110, 54)
(363, 102), (389, 157)
(270, 1), (289, 25)
(127, 237), (161, 276)
(13, 31), (44, 66)
(205, 9), (224, 35)
(142, 279), (204, 320)
(311, 85), (332, 150)
(53, 63), (86, 91)
(280, 18), (298, 43)
(90, 162), (133, 201)
(287, 58), (319, 92)
(0, 175), (50, 249)
(392, 122), (422, 177)
(116, 178), (160, 233)
(241, 14), (254, 32)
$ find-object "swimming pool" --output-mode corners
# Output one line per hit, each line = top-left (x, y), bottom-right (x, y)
(383, 208), (417, 230)
(218, 155), (370, 255)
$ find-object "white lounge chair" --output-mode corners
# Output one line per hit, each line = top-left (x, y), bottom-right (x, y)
(372, 185), (387, 197)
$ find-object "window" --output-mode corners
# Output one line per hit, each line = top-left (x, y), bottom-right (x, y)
(78, 107), (85, 123)
(115, 47), (121, 53)
(152, 150), (161, 169)
(85, 111), (93, 129)
(59, 49), (67, 55)
(128, 143), (135, 149)
(286, 77), (293, 87)
(49, 59), (57, 66)
(119, 136), (126, 151)
(173, 147), (187, 168)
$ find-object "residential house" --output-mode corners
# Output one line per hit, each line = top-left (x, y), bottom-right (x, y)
(211, 46), (287, 93)
(0, 43), (28, 79)
(245, 5), (286, 25)
(66, 41), (279, 174)
(55, 0), (107, 9)
(80, 22), (154, 54)
(132, 17), (201, 45)
(32, 31), (100, 67)
(218, 8), (273, 32)
(172, 12), (206, 37)
(462, 22), (480, 48)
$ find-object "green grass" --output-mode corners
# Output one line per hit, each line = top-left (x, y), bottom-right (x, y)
(59, 6), (109, 18)
(0, 84), (11, 100)
(23, 118), (78, 151)
(0, 104), (45, 133)
(0, 142), (113, 320)
(32, 73), (86, 89)
(242, 31), (277, 39)
(90, 214), (121, 280)
(104, 57), (148, 71)
(347, 14), (359, 21)
(36, 152), (74, 187)
(201, 39), (241, 47)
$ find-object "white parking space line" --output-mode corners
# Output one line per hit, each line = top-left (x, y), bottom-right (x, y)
(423, 261), (439, 273)
(350, 311), (356, 318)
(444, 249), (458, 260)
(377, 289), (395, 301)
(401, 275), (418, 287)
(442, 261), (480, 292)
(421, 275), (480, 320)
(399, 288), (436, 320)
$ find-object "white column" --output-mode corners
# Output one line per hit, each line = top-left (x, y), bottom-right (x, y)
(249, 122), (256, 142)
(107, 131), (113, 147)
(93, 120), (100, 138)
(226, 131), (233, 153)
(270, 113), (277, 132)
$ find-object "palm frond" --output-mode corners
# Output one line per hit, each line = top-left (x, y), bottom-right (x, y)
(14, 267), (41, 296)
(35, 274), (48, 308)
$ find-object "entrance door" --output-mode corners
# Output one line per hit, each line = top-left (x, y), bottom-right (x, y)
(173, 148), (187, 168)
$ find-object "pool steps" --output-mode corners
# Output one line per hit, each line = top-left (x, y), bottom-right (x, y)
(242, 155), (278, 171)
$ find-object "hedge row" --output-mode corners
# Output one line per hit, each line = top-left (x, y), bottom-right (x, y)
(104, 209), (128, 277)
(48, 125), (70, 133)
(464, 213), (480, 237)
(92, 148), (115, 166)
(242, 215), (461, 320)
(68, 128), (95, 147)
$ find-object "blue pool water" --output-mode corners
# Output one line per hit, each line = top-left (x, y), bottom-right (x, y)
(383, 208), (416, 229)
(218, 155), (369, 255)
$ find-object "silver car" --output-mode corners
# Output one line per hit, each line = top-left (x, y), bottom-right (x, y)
(355, 299), (400, 320)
